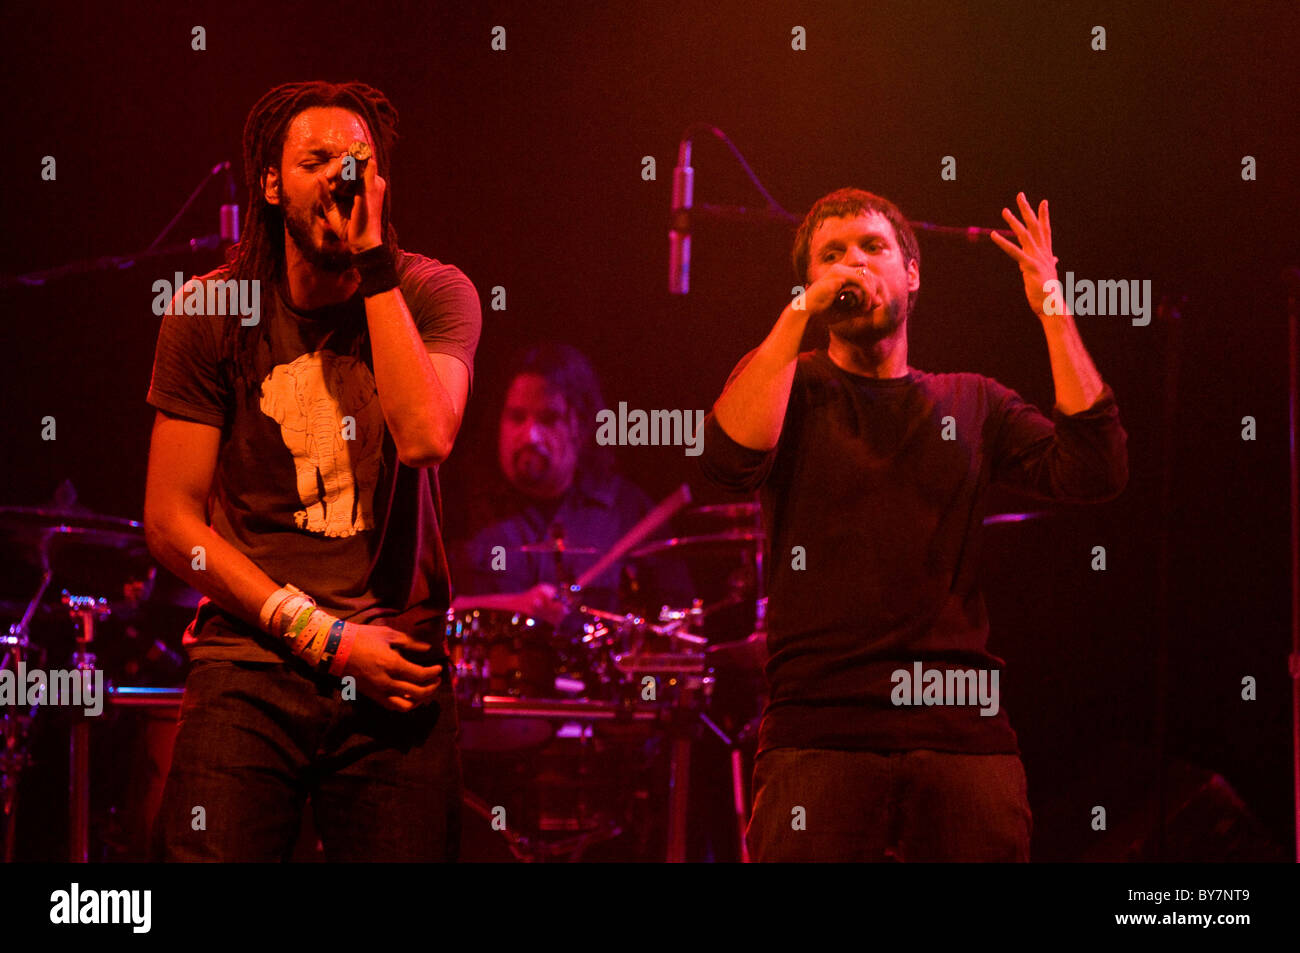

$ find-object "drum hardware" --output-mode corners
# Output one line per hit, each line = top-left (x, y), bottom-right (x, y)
(687, 502), (761, 522)
(514, 542), (600, 555)
(2, 622), (45, 864)
(628, 530), (766, 560)
(0, 491), (192, 863)
(62, 591), (111, 864)
(0, 504), (150, 560)
(461, 789), (624, 863)
(472, 671), (711, 862)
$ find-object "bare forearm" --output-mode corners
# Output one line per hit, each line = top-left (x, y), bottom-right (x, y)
(713, 304), (811, 451)
(145, 514), (279, 629)
(1040, 311), (1104, 415)
(364, 288), (460, 464)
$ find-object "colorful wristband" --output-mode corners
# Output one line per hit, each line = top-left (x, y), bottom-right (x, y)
(329, 623), (358, 677)
(317, 619), (347, 672)
(291, 608), (333, 661)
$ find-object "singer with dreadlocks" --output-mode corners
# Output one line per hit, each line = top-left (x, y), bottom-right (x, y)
(143, 81), (481, 861)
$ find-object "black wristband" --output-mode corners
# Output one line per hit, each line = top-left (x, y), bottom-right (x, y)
(353, 245), (399, 298)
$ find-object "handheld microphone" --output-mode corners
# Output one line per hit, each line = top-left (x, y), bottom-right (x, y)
(335, 141), (372, 216)
(832, 286), (865, 312)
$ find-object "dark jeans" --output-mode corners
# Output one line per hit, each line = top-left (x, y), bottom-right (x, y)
(152, 659), (461, 862)
(746, 747), (1031, 862)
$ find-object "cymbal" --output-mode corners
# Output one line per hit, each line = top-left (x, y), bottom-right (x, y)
(0, 505), (147, 554)
(689, 502), (760, 521)
(629, 531), (765, 560)
(516, 541), (600, 555)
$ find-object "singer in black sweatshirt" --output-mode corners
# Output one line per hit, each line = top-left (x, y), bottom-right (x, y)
(699, 189), (1127, 862)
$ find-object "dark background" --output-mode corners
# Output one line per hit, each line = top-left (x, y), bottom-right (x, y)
(1, 0), (1297, 860)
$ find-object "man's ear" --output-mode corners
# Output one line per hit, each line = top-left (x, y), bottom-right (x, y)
(262, 167), (281, 206)
(906, 258), (920, 294)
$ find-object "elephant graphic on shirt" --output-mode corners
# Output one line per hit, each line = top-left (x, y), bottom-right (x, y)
(259, 351), (383, 538)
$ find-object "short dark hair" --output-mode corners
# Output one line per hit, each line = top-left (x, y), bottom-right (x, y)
(792, 188), (920, 313)
(504, 343), (614, 480)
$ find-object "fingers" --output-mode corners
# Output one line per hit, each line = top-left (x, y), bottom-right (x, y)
(316, 176), (347, 236)
(1000, 206), (1032, 244)
(386, 677), (440, 707)
(1015, 191), (1039, 230)
(362, 147), (379, 187)
(389, 632), (436, 656)
(825, 264), (876, 297)
(390, 656), (445, 687)
(989, 230), (1030, 264)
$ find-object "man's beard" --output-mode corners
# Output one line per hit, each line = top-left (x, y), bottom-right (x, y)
(282, 191), (353, 273)
(831, 294), (908, 346)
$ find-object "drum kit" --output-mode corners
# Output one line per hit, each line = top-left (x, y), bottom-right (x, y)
(448, 484), (773, 862)
(0, 484), (193, 864)
(0, 479), (1049, 862)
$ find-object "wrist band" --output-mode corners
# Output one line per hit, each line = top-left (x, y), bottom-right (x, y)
(257, 583), (355, 677)
(261, 585), (315, 640)
(318, 619), (347, 673)
(328, 623), (358, 677)
(283, 600), (317, 642)
(259, 585), (302, 631)
(291, 608), (333, 662)
(353, 245), (399, 297)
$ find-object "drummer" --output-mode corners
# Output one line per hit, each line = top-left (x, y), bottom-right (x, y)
(449, 343), (691, 624)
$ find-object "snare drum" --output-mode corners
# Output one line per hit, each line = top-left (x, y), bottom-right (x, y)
(445, 608), (559, 702)
(445, 608), (587, 751)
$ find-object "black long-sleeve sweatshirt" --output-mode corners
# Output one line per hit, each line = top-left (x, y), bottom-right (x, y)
(699, 348), (1128, 755)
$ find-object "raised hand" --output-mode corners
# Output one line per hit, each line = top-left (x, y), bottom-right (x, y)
(990, 192), (1060, 317)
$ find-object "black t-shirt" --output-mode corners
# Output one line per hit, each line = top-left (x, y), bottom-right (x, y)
(146, 252), (481, 662)
(450, 470), (694, 613)
(699, 349), (1128, 755)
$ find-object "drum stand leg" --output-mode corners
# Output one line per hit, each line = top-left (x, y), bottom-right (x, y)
(730, 747), (749, 862)
(68, 717), (90, 863)
(697, 711), (750, 863)
(62, 593), (107, 864)
(666, 731), (691, 863)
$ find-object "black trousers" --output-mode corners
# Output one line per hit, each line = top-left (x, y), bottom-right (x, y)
(746, 747), (1032, 862)
(152, 658), (461, 862)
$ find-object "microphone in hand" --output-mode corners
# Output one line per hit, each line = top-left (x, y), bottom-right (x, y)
(832, 286), (864, 312)
(334, 141), (372, 215)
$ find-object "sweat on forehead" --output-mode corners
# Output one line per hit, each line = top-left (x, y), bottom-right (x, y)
(283, 107), (372, 152)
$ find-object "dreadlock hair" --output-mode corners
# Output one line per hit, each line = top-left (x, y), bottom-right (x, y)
(220, 80), (402, 399)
